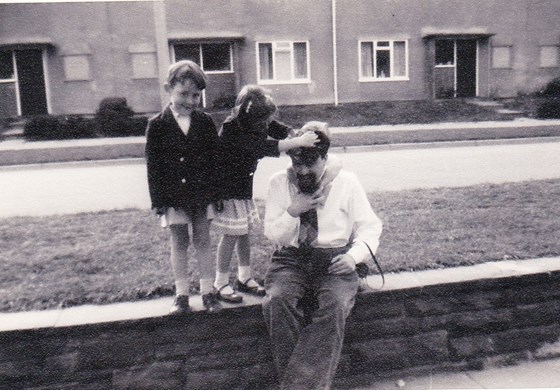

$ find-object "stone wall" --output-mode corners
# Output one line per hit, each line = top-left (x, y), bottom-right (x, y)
(1, 262), (559, 389)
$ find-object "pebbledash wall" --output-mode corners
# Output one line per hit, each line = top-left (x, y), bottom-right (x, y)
(1, 258), (560, 389)
(1, 0), (560, 118)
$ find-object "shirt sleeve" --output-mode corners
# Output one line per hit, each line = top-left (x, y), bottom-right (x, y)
(345, 173), (383, 263)
(264, 173), (301, 247)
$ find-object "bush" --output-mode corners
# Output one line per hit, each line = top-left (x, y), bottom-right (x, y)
(537, 97), (560, 119)
(23, 115), (99, 141)
(95, 97), (147, 137)
(23, 115), (61, 140)
(542, 77), (560, 97)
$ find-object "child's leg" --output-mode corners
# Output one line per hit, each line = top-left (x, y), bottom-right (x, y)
(215, 234), (238, 289)
(235, 234), (264, 295)
(191, 214), (214, 294)
(169, 224), (191, 296)
(236, 234), (252, 280)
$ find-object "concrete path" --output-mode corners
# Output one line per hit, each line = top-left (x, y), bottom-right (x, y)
(1, 140), (560, 218)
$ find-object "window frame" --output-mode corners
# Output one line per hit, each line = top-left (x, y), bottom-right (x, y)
(256, 40), (311, 85)
(358, 39), (409, 82)
(171, 42), (234, 74)
(491, 46), (513, 69)
(62, 54), (92, 82)
(539, 45), (559, 68)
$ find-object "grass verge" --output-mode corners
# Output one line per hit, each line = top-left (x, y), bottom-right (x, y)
(1, 178), (559, 313)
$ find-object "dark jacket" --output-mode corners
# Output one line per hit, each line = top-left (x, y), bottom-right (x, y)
(145, 106), (221, 211)
(219, 118), (291, 200)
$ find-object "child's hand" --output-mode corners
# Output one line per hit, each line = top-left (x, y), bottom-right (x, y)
(297, 131), (319, 147)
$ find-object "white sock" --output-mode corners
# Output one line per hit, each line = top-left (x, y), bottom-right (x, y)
(214, 272), (230, 289)
(175, 279), (190, 296)
(238, 266), (252, 283)
(199, 278), (214, 295)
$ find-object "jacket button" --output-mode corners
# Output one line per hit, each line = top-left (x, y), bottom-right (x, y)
(180, 157), (184, 162)
(181, 179), (186, 183)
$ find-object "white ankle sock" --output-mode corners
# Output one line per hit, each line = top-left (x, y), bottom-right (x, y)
(199, 278), (214, 295)
(214, 272), (230, 289)
(175, 279), (190, 296)
(238, 266), (252, 283)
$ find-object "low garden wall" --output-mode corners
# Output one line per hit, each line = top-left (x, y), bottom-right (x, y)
(1, 258), (559, 389)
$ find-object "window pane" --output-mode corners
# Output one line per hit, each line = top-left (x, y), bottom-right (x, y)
(132, 53), (157, 78)
(63, 55), (90, 80)
(540, 46), (559, 68)
(0, 51), (14, 80)
(361, 42), (373, 77)
(259, 43), (273, 80)
(201, 43), (231, 71)
(393, 41), (406, 76)
(275, 50), (292, 80)
(492, 46), (511, 68)
(174, 44), (200, 65)
(293, 42), (307, 79)
(377, 41), (390, 47)
(435, 40), (454, 65)
(376, 50), (390, 78)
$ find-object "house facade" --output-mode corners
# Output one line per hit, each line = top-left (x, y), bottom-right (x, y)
(1, 0), (559, 118)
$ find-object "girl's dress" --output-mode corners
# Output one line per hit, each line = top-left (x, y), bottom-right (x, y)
(211, 117), (292, 235)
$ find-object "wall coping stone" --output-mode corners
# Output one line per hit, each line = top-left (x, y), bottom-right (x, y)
(1, 256), (559, 333)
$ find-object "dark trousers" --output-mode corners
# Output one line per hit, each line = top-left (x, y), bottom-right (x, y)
(262, 247), (360, 390)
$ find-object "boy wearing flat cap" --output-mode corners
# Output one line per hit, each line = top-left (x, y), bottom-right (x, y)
(262, 121), (383, 389)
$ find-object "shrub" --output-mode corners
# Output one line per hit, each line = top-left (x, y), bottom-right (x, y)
(23, 115), (61, 140)
(536, 97), (560, 119)
(24, 115), (100, 141)
(60, 116), (98, 139)
(95, 97), (147, 137)
(212, 94), (237, 109)
(542, 77), (560, 97)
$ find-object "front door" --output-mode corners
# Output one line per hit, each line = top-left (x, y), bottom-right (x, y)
(0, 49), (49, 117)
(16, 49), (48, 116)
(434, 39), (478, 98)
(456, 40), (477, 98)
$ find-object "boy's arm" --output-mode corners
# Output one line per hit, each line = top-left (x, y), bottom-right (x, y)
(145, 119), (168, 213)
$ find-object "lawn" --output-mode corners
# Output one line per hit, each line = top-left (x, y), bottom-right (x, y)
(1, 178), (559, 313)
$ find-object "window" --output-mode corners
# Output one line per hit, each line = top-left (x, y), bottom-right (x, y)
(174, 43), (232, 73)
(257, 41), (309, 84)
(132, 52), (157, 78)
(63, 55), (90, 81)
(540, 46), (559, 68)
(0, 51), (15, 80)
(360, 40), (408, 81)
(492, 46), (512, 69)
(435, 40), (455, 66)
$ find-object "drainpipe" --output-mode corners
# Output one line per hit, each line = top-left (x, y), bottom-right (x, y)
(331, 0), (339, 106)
(153, 0), (170, 110)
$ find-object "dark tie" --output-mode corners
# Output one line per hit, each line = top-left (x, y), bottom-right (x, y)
(299, 209), (318, 246)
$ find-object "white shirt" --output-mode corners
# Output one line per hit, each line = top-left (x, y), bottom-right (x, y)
(264, 168), (383, 263)
(170, 106), (192, 136)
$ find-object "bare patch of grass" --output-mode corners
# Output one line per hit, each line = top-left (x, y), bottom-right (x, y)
(1, 179), (559, 313)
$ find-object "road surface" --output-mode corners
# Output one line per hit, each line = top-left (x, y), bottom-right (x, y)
(1, 141), (559, 218)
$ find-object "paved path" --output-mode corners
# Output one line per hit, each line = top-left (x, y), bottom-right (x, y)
(1, 140), (560, 218)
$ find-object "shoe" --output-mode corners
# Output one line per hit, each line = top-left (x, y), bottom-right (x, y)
(216, 284), (243, 303)
(169, 295), (192, 315)
(202, 291), (223, 313)
(235, 278), (266, 297)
